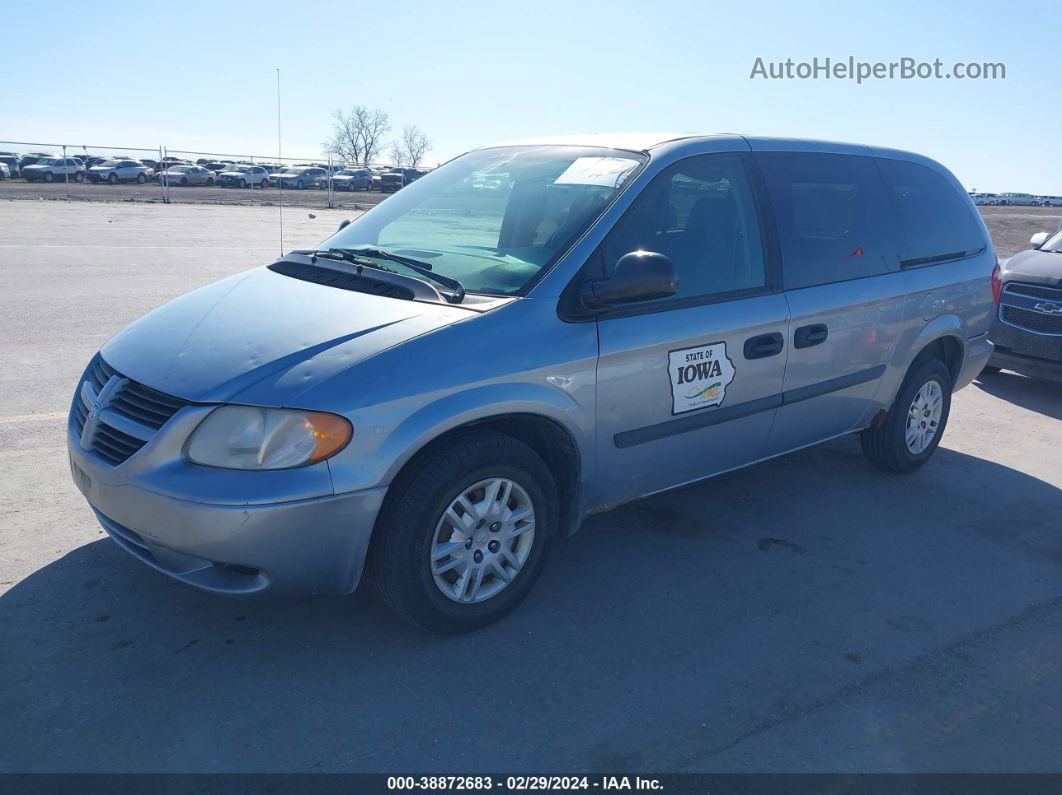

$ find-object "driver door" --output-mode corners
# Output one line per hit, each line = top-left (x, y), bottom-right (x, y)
(591, 152), (790, 507)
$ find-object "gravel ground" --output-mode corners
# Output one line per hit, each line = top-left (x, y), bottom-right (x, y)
(0, 201), (1059, 773)
(0, 177), (387, 211)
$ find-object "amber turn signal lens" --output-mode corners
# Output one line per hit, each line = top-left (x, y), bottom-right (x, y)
(306, 412), (353, 462)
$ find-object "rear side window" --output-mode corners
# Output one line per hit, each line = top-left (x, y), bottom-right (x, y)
(757, 152), (896, 289)
(876, 158), (985, 266)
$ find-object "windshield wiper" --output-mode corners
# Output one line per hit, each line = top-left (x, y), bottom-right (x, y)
(311, 248), (465, 303)
(349, 247), (466, 303)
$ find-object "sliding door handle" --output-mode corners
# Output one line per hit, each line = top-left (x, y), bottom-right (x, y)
(794, 323), (829, 349)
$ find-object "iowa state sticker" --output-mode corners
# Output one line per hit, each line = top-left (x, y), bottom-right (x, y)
(668, 342), (736, 414)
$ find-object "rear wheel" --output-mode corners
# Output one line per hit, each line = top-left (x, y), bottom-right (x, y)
(207, 177), (215, 186)
(238, 178), (247, 188)
(44, 172), (55, 183)
(371, 431), (557, 634)
(295, 180), (304, 190)
(861, 357), (952, 473)
(179, 177), (188, 186)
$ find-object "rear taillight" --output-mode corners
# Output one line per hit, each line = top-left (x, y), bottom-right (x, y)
(991, 261), (1002, 307)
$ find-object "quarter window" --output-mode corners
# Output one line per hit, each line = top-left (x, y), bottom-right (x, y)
(603, 153), (766, 302)
(757, 151), (896, 289)
(876, 158), (985, 266)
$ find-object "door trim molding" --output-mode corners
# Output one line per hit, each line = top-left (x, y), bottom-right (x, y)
(613, 364), (886, 448)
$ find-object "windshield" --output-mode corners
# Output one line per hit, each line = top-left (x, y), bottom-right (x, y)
(170, 165), (191, 173)
(36, 158), (58, 166)
(1040, 229), (1062, 253)
(323, 146), (644, 295)
(100, 160), (120, 167)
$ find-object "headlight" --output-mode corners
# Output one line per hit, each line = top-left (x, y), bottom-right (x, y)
(186, 405), (352, 470)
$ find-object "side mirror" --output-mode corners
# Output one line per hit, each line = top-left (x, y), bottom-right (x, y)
(337, 218), (352, 232)
(1030, 232), (1049, 249)
(580, 251), (678, 309)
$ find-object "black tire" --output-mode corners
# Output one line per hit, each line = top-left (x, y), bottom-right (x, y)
(371, 430), (558, 634)
(107, 173), (118, 185)
(260, 178), (268, 188)
(861, 357), (952, 474)
(136, 173), (146, 184)
(239, 178), (247, 189)
(180, 177), (188, 186)
(44, 172), (55, 183)
(75, 171), (85, 182)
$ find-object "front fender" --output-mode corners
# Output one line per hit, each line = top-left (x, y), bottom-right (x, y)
(326, 380), (591, 495)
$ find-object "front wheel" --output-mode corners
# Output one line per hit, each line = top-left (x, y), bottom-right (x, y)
(295, 180), (304, 190)
(260, 178), (268, 188)
(107, 173), (118, 185)
(238, 178), (247, 188)
(861, 357), (952, 473)
(371, 431), (557, 634)
(136, 173), (146, 184)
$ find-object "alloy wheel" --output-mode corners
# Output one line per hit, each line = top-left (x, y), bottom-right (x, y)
(429, 477), (536, 604)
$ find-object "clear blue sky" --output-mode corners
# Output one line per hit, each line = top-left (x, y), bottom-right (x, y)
(3, 0), (1058, 193)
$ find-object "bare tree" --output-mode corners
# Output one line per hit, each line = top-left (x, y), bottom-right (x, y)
(401, 125), (431, 167)
(323, 109), (362, 165)
(388, 140), (405, 167)
(324, 106), (391, 166)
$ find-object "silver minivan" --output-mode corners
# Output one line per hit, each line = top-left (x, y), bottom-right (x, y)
(68, 134), (997, 633)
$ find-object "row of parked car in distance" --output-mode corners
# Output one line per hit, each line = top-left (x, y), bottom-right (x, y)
(970, 191), (1062, 206)
(0, 151), (427, 192)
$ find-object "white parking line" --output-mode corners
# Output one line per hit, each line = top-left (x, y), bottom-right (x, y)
(0, 411), (68, 424)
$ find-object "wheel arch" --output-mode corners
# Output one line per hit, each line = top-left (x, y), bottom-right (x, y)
(874, 318), (966, 419)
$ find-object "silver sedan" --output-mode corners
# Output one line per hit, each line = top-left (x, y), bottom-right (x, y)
(156, 165), (216, 187)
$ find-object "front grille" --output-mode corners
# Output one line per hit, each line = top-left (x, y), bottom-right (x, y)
(1004, 282), (1062, 301)
(72, 354), (190, 466)
(1002, 305), (1062, 336)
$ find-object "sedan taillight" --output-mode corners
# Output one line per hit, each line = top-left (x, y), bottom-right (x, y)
(991, 261), (1002, 307)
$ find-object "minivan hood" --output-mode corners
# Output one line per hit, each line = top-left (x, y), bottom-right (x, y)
(1002, 248), (1062, 288)
(101, 264), (472, 406)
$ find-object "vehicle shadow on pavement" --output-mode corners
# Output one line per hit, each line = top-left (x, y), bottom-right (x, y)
(2, 439), (1061, 772)
(973, 371), (1062, 421)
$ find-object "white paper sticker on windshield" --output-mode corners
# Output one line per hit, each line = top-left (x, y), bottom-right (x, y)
(554, 157), (637, 188)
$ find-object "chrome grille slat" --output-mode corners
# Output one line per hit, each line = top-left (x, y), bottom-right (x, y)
(71, 353), (190, 466)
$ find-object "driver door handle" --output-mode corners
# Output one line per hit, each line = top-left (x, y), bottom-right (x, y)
(744, 332), (784, 359)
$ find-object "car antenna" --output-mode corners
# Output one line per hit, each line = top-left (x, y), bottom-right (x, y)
(276, 67), (284, 257)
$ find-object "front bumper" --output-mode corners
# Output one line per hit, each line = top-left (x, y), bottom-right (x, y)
(68, 424), (386, 597)
(988, 320), (1062, 382)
